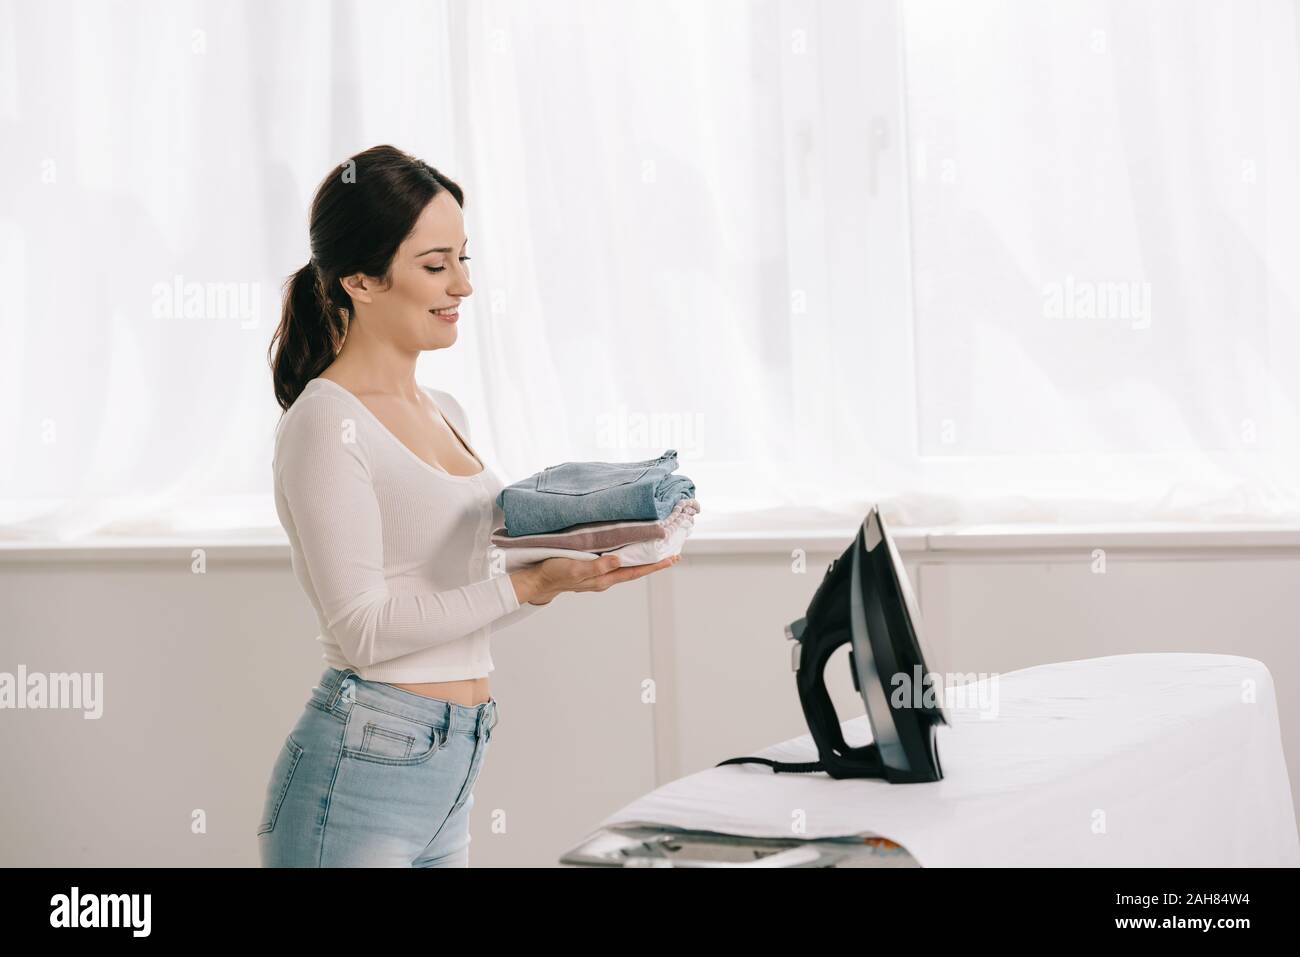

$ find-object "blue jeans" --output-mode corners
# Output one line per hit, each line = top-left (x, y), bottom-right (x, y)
(257, 667), (497, 867)
(496, 448), (695, 537)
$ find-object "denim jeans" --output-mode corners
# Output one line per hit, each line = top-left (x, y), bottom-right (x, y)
(496, 448), (695, 537)
(256, 666), (497, 867)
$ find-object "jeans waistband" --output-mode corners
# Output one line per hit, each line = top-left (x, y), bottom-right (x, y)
(311, 667), (498, 737)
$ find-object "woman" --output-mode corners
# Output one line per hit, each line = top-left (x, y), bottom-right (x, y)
(258, 145), (679, 867)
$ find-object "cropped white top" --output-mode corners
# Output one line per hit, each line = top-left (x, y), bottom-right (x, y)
(272, 377), (542, 682)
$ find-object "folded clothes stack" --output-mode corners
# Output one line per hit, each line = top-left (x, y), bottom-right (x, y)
(493, 449), (699, 569)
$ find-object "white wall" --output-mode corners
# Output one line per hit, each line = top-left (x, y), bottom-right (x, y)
(1, 528), (1296, 866)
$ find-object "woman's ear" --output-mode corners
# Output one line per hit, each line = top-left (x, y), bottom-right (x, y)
(338, 272), (375, 304)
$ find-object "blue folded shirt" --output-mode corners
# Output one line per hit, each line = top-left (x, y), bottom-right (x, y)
(497, 449), (696, 537)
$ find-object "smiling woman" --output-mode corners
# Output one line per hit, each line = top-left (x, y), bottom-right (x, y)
(259, 146), (522, 867)
(258, 145), (679, 868)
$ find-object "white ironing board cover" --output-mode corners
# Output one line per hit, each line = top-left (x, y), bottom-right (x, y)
(600, 654), (1300, 867)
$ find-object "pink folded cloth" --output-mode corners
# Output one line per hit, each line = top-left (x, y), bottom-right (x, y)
(490, 498), (700, 551)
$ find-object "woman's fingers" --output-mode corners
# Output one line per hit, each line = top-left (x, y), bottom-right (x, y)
(583, 555), (679, 589)
(533, 554), (680, 596)
(570, 554), (622, 583)
(537, 555), (620, 590)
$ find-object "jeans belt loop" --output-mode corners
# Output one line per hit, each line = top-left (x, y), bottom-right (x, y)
(332, 669), (357, 713)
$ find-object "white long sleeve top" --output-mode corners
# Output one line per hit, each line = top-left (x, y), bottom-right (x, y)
(272, 376), (543, 682)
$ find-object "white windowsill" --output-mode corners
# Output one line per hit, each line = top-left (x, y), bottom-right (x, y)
(1, 523), (1298, 564)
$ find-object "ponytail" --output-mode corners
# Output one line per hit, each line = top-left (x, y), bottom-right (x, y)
(268, 261), (346, 411)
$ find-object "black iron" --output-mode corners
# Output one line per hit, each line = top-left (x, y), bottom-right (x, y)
(717, 506), (947, 782)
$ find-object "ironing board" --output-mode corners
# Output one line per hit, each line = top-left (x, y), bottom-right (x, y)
(575, 654), (1300, 867)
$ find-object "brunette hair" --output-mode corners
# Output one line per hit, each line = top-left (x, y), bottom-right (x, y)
(268, 145), (464, 411)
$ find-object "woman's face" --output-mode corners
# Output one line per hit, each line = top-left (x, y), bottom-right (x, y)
(341, 189), (473, 351)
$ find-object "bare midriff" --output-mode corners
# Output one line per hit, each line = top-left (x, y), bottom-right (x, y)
(388, 677), (491, 707)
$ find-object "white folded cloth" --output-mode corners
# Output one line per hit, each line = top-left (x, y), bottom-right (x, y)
(495, 507), (695, 570)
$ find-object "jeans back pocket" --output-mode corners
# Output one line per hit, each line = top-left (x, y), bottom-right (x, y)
(257, 735), (304, 836)
(536, 462), (651, 495)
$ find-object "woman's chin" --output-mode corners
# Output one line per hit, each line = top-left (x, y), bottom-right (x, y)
(423, 328), (456, 350)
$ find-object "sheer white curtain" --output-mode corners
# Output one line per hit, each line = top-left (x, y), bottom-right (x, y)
(2, 0), (1299, 544)
(897, 0), (1300, 524)
(439, 0), (888, 533)
(0, 0), (463, 539)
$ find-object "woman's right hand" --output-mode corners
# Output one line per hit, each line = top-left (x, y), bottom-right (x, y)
(511, 553), (681, 606)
